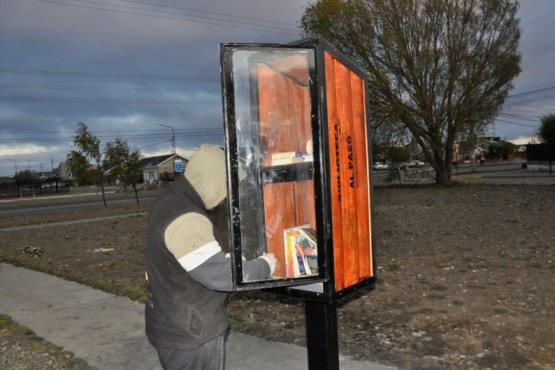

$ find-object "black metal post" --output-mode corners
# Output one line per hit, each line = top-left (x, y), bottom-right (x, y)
(305, 299), (339, 370)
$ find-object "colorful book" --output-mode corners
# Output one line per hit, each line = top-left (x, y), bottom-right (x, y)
(283, 225), (318, 277)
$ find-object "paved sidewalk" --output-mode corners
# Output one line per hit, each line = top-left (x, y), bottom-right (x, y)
(0, 263), (396, 370)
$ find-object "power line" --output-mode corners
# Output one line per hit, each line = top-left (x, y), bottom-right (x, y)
(501, 104), (554, 113)
(0, 83), (220, 93)
(3, 128), (223, 136)
(0, 96), (219, 104)
(1, 131), (224, 144)
(0, 67), (219, 82)
(503, 94), (555, 106)
(0, 70), (222, 103)
(502, 86), (555, 108)
(498, 112), (541, 122)
(1, 128), (224, 144)
(139, 139), (178, 149)
(34, 0), (300, 36)
(494, 118), (537, 128)
(120, 0), (299, 28)
(505, 86), (555, 99)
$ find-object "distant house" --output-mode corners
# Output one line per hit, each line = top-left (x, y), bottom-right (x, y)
(515, 145), (527, 159)
(57, 154), (189, 185)
(58, 162), (72, 181)
(453, 136), (521, 163)
(37, 171), (56, 180)
(142, 154), (188, 183)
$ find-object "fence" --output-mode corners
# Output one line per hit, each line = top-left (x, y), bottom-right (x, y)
(0, 178), (71, 198)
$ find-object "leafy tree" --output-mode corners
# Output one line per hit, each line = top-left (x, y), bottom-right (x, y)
(538, 114), (555, 144)
(66, 151), (96, 186)
(67, 122), (107, 207)
(14, 169), (38, 188)
(301, 0), (521, 184)
(537, 113), (555, 173)
(372, 119), (409, 164)
(501, 141), (516, 161)
(488, 141), (515, 161)
(103, 138), (143, 205)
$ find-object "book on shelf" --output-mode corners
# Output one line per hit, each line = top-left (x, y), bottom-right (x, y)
(271, 151), (314, 166)
(283, 224), (318, 277)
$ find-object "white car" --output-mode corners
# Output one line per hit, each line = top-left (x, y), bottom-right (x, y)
(372, 162), (389, 171)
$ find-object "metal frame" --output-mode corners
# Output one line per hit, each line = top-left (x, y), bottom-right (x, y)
(220, 39), (376, 298)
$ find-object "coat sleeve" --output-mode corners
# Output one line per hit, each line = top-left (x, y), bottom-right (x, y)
(165, 213), (271, 291)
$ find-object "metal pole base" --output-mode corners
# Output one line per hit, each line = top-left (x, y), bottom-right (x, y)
(305, 300), (339, 370)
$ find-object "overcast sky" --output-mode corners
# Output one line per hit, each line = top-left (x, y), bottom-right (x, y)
(1, 0), (554, 176)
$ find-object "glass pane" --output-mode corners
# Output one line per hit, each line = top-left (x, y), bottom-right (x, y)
(229, 48), (318, 282)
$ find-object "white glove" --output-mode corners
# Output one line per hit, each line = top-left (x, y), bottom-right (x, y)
(258, 253), (277, 276)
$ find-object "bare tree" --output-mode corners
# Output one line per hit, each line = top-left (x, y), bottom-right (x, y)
(302, 0), (521, 184)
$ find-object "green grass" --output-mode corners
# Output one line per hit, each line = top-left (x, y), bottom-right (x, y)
(0, 314), (92, 369)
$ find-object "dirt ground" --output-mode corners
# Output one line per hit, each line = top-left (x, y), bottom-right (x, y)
(0, 184), (554, 370)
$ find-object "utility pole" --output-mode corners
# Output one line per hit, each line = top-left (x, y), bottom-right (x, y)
(40, 152), (54, 174)
(7, 159), (21, 197)
(6, 159), (18, 175)
(155, 123), (176, 178)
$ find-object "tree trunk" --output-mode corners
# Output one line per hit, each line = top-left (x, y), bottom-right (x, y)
(431, 145), (452, 185)
(436, 167), (449, 185)
(100, 184), (107, 208)
(132, 184), (140, 205)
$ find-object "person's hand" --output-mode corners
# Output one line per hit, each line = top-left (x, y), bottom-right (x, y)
(258, 253), (277, 276)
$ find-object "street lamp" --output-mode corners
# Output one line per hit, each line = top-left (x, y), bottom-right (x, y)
(40, 151), (54, 174)
(155, 123), (176, 177)
(6, 159), (18, 175)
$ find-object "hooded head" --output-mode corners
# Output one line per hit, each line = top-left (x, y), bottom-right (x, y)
(184, 143), (227, 210)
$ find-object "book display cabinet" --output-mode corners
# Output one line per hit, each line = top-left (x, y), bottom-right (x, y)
(220, 37), (376, 299)
(220, 38), (377, 369)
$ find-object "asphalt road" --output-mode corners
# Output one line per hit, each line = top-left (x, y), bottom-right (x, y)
(372, 159), (554, 186)
(2, 161), (553, 215)
(0, 186), (161, 216)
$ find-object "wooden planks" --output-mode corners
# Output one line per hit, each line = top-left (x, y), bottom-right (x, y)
(325, 51), (372, 290)
(257, 59), (315, 278)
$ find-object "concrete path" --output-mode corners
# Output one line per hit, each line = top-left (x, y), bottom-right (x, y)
(0, 263), (396, 370)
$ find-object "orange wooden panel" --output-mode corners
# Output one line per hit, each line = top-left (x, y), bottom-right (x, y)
(263, 182), (295, 277)
(325, 51), (372, 291)
(350, 71), (372, 279)
(258, 65), (292, 159)
(294, 180), (316, 228)
(324, 52), (345, 289)
(335, 58), (359, 289)
(258, 64), (312, 158)
(265, 53), (311, 86)
(256, 56), (315, 278)
(294, 79), (312, 150)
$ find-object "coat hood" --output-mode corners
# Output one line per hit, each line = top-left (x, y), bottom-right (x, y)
(184, 144), (227, 210)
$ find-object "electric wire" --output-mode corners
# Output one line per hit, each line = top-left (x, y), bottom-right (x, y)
(0, 96), (219, 104)
(0, 83), (219, 93)
(34, 0), (300, 36)
(0, 68), (219, 82)
(120, 0), (299, 28)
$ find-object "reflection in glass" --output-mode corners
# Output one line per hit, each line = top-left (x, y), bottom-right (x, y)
(229, 48), (317, 281)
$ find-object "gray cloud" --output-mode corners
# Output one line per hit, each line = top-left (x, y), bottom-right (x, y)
(1, 0), (553, 175)
(1, 0), (308, 174)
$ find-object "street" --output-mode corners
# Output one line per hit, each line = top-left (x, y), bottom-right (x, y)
(372, 159), (555, 186)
